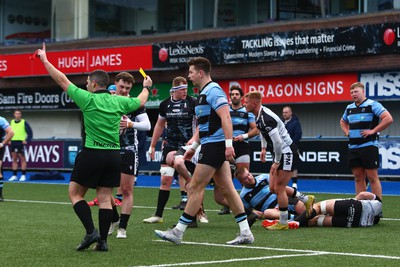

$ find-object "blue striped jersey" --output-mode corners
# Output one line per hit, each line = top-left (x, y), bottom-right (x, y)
(342, 99), (387, 149)
(230, 106), (255, 143)
(196, 82), (229, 144)
(239, 173), (277, 212)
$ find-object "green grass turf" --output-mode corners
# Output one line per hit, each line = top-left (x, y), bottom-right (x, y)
(1, 182), (399, 267)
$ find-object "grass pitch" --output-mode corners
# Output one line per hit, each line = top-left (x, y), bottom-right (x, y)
(1, 182), (399, 267)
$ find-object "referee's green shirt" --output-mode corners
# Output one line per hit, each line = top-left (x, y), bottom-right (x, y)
(67, 83), (141, 150)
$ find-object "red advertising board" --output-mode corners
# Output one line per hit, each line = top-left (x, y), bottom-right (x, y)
(219, 73), (356, 104)
(0, 45), (152, 78)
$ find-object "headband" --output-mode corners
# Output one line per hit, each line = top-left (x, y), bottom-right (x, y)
(170, 84), (188, 92)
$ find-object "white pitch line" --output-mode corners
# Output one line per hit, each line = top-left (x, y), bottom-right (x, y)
(5, 199), (71, 205)
(5, 199), (400, 222)
(133, 252), (324, 267)
(148, 240), (400, 261)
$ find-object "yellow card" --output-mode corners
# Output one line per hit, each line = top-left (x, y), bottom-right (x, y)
(139, 68), (147, 78)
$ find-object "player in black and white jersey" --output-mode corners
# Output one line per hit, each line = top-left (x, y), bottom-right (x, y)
(244, 91), (315, 231)
(294, 191), (382, 228)
(107, 72), (151, 239)
(144, 76), (196, 224)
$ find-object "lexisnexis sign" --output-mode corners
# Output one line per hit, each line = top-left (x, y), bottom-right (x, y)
(1, 23), (398, 78)
(152, 22), (400, 67)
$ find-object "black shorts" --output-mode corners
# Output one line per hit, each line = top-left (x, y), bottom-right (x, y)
(175, 146), (186, 157)
(198, 142), (226, 169)
(71, 148), (121, 189)
(174, 146), (197, 175)
(184, 161), (196, 176)
(233, 141), (250, 159)
(276, 152), (299, 172)
(348, 146), (379, 169)
(0, 146), (5, 159)
(10, 141), (25, 154)
(120, 151), (138, 176)
(332, 199), (362, 227)
(161, 146), (178, 165)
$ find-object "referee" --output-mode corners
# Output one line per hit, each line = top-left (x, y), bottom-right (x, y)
(35, 43), (151, 252)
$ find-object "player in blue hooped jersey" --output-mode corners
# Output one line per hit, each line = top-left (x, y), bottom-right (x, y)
(0, 116), (14, 201)
(155, 57), (254, 246)
(235, 166), (312, 228)
(340, 82), (393, 200)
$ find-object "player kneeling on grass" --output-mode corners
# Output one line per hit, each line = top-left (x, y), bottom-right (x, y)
(264, 191), (382, 229)
(234, 167), (314, 229)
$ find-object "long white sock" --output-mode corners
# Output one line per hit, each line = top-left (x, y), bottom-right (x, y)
(175, 222), (188, 232)
(279, 210), (288, 225)
(238, 220), (250, 233)
(296, 191), (308, 203)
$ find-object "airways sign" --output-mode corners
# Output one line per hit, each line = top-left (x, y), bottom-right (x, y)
(2, 141), (63, 169)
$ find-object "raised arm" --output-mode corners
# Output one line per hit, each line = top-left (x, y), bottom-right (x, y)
(36, 42), (71, 91)
(137, 76), (152, 107)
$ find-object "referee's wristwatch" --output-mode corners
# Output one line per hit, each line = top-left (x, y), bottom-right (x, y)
(143, 85), (152, 93)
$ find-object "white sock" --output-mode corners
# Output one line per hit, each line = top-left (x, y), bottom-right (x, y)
(279, 210), (288, 225)
(296, 191), (308, 203)
(320, 201), (327, 214)
(175, 222), (188, 232)
(317, 215), (326, 227)
(238, 219), (250, 234)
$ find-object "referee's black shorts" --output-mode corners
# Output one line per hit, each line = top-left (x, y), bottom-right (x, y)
(71, 148), (121, 189)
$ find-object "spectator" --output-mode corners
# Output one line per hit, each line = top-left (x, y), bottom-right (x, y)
(282, 106), (302, 188)
(8, 110), (33, 182)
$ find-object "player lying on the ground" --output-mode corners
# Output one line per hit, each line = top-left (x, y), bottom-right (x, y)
(263, 191), (382, 229)
(234, 167), (315, 228)
(297, 191), (382, 227)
